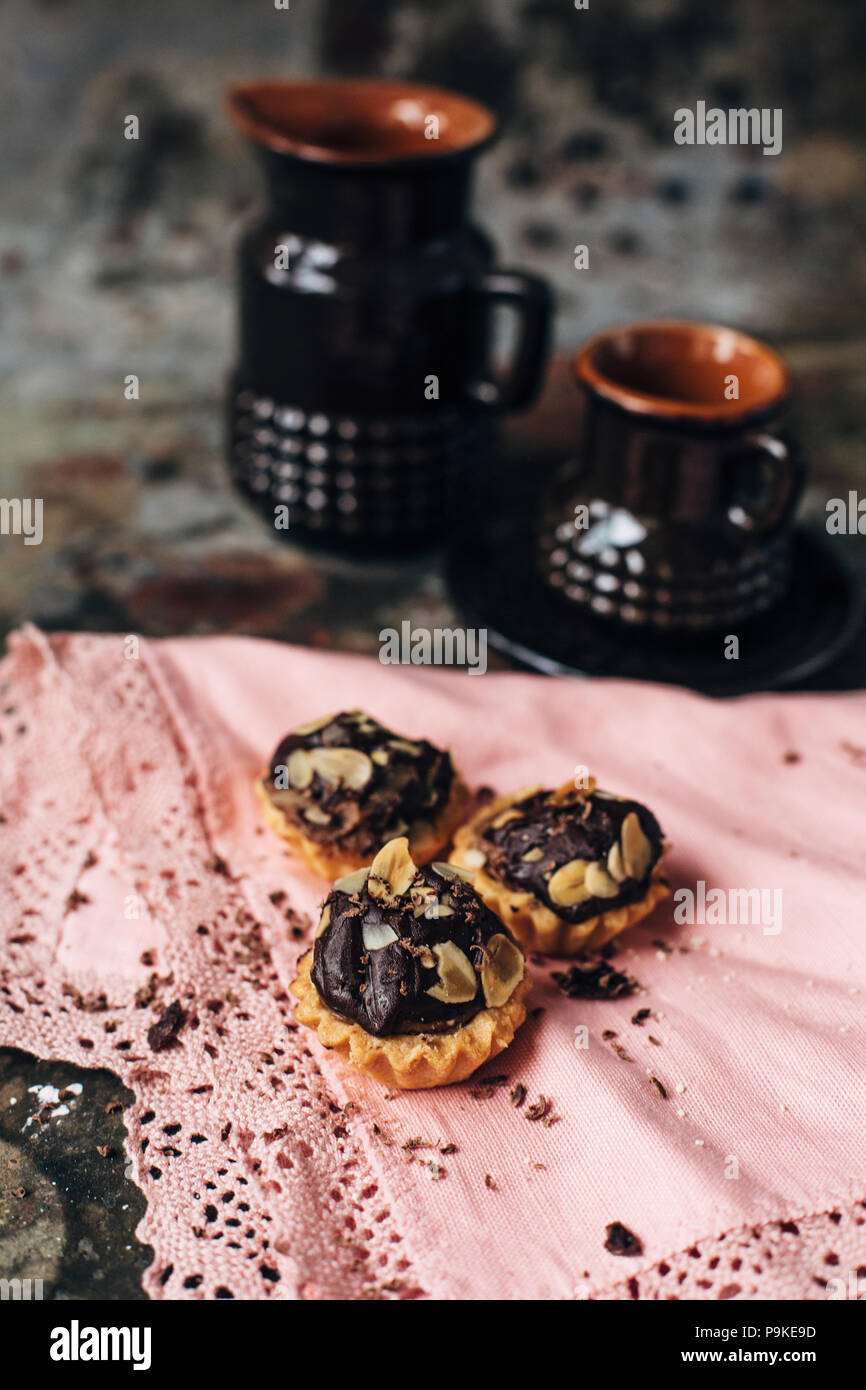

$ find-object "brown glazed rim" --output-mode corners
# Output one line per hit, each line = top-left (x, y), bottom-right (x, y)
(226, 78), (497, 166)
(573, 320), (790, 423)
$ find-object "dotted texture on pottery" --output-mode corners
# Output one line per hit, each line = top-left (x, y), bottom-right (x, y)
(230, 385), (489, 543)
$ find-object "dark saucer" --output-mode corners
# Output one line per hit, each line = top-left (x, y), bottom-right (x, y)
(447, 485), (862, 697)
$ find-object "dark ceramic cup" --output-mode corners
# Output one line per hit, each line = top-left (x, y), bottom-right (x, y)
(226, 79), (551, 552)
(539, 321), (805, 632)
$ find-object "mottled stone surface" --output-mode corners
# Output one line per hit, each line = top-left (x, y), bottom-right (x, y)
(0, 1048), (151, 1299)
(1, 0), (865, 363)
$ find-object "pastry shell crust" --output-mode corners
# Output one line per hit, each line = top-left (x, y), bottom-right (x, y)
(450, 788), (670, 956)
(290, 949), (532, 1090)
(255, 768), (470, 882)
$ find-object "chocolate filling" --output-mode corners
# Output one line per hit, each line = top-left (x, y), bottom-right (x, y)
(480, 787), (664, 924)
(264, 710), (454, 857)
(311, 863), (522, 1038)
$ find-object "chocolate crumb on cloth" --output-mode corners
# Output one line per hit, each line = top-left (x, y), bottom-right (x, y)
(147, 1000), (186, 1052)
(604, 1222), (644, 1257)
(552, 954), (642, 1000)
(256, 709), (469, 880)
(450, 779), (670, 955)
(290, 837), (531, 1089)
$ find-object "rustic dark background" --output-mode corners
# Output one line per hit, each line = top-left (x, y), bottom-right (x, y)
(3, 0), (866, 374)
(0, 0), (864, 652)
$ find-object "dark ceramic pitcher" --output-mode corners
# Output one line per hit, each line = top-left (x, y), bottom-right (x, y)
(226, 80), (551, 551)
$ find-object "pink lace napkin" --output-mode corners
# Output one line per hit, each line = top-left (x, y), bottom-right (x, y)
(1, 626), (864, 1300)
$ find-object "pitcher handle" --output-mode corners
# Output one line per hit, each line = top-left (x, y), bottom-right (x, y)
(464, 269), (552, 412)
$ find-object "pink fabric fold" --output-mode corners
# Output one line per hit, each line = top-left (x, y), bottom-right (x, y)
(1, 626), (864, 1300)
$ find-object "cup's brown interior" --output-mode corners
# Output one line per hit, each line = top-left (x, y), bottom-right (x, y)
(227, 80), (497, 163)
(576, 322), (789, 420)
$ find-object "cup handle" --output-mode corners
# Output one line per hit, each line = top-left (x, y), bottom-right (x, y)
(726, 430), (806, 535)
(464, 269), (552, 412)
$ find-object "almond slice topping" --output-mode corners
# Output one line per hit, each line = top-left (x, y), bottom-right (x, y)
(361, 921), (399, 952)
(332, 866), (370, 895)
(426, 941), (478, 1004)
(621, 812), (652, 881)
(294, 712), (339, 736)
(308, 746), (373, 791)
(410, 883), (440, 917)
(424, 901), (454, 920)
(287, 749), (313, 789)
(607, 841), (627, 882)
(585, 861), (620, 898)
(432, 862), (476, 883)
(367, 837), (419, 905)
(548, 858), (590, 907)
(481, 933), (524, 1008)
(388, 738), (422, 756)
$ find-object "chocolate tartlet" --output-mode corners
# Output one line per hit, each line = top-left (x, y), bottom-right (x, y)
(450, 781), (669, 955)
(290, 837), (531, 1089)
(256, 710), (469, 880)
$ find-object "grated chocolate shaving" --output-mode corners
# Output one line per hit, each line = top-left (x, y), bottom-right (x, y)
(510, 1083), (527, 1108)
(525, 1094), (552, 1122)
(552, 956), (640, 1000)
(604, 1221), (643, 1256)
(147, 1000), (187, 1052)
